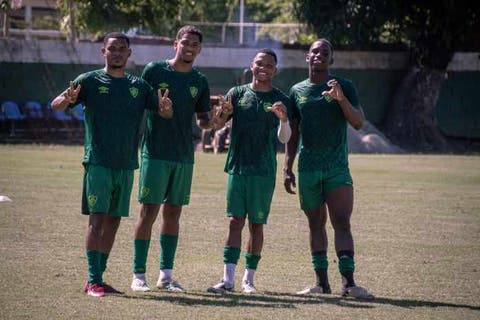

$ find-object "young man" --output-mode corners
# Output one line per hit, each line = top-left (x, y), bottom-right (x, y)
(207, 49), (291, 294)
(51, 32), (172, 297)
(131, 25), (226, 292)
(283, 39), (374, 299)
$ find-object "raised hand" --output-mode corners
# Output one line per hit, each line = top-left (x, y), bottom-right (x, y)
(158, 88), (173, 119)
(64, 81), (81, 104)
(321, 79), (346, 102)
(267, 101), (288, 122)
(218, 94), (233, 116)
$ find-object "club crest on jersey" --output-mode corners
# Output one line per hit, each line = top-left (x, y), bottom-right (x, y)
(238, 98), (249, 107)
(263, 102), (272, 112)
(88, 194), (97, 207)
(129, 87), (139, 98)
(98, 86), (109, 94)
(298, 96), (307, 104)
(190, 87), (198, 98)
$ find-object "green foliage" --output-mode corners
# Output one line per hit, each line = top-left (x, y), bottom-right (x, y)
(294, 0), (480, 67)
(59, 0), (185, 38)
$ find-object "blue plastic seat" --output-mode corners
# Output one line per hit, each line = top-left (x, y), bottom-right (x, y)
(72, 104), (84, 121)
(52, 109), (73, 121)
(23, 101), (44, 119)
(1, 101), (26, 120)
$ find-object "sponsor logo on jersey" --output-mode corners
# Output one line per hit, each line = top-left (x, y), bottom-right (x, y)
(98, 86), (109, 94)
(323, 95), (333, 103)
(190, 86), (198, 98)
(129, 87), (139, 98)
(158, 83), (169, 90)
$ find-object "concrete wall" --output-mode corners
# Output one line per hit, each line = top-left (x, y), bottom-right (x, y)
(1, 39), (479, 138)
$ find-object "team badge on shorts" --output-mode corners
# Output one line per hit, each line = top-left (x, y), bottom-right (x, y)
(140, 186), (150, 199)
(88, 194), (98, 208)
(129, 87), (139, 98)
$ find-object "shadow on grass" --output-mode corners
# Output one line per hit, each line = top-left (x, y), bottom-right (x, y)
(114, 290), (480, 311)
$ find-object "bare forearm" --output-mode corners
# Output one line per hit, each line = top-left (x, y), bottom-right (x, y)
(284, 121), (299, 171)
(51, 93), (71, 110)
(338, 99), (365, 130)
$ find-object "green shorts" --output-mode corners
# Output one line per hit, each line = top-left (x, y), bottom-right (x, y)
(226, 174), (275, 224)
(298, 166), (353, 211)
(138, 158), (193, 206)
(82, 164), (134, 217)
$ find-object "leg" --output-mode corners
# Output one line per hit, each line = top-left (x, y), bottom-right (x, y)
(304, 205), (331, 293)
(224, 216), (245, 284)
(157, 203), (183, 290)
(132, 204), (160, 277)
(242, 222), (263, 293)
(84, 213), (106, 297)
(207, 216), (244, 293)
(325, 185), (355, 287)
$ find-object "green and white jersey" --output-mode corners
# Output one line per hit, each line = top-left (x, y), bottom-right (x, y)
(141, 60), (211, 163)
(289, 76), (360, 172)
(73, 69), (157, 170)
(225, 84), (291, 177)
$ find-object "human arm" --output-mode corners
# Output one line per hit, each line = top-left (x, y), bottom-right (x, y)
(196, 94), (233, 130)
(283, 118), (300, 194)
(322, 79), (365, 130)
(267, 101), (291, 144)
(51, 81), (81, 110)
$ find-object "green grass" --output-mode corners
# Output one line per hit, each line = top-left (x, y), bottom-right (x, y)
(0, 145), (479, 319)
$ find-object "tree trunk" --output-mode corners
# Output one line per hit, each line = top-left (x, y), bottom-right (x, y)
(383, 66), (448, 152)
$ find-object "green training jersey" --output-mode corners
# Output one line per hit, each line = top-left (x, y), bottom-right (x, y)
(225, 84), (291, 177)
(289, 76), (360, 172)
(141, 60), (211, 163)
(73, 69), (157, 169)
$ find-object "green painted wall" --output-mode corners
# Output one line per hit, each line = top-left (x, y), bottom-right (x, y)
(1, 62), (478, 138)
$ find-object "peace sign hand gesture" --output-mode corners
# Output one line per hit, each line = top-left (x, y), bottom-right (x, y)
(158, 89), (173, 119)
(218, 95), (233, 117)
(64, 81), (81, 104)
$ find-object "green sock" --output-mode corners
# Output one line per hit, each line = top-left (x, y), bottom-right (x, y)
(223, 246), (241, 264)
(86, 250), (102, 284)
(338, 254), (356, 287)
(245, 253), (261, 270)
(100, 252), (109, 274)
(133, 239), (150, 273)
(312, 252), (330, 290)
(160, 234), (178, 269)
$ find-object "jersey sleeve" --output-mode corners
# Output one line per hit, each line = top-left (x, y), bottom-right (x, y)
(288, 87), (301, 120)
(195, 76), (211, 113)
(342, 79), (360, 108)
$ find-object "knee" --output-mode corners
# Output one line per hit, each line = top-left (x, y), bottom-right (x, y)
(228, 217), (245, 233)
(332, 218), (351, 233)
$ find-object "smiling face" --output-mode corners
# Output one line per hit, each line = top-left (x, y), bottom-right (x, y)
(102, 37), (131, 69)
(307, 40), (333, 71)
(250, 52), (277, 82)
(173, 32), (202, 64)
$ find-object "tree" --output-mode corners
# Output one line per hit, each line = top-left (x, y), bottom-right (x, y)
(294, 0), (480, 151)
(58, 0), (186, 39)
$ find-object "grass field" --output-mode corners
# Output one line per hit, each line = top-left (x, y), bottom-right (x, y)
(0, 144), (479, 320)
